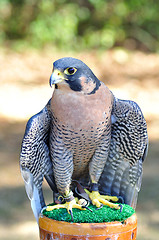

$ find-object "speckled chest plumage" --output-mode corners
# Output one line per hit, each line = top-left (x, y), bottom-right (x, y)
(49, 83), (113, 180)
(50, 114), (109, 179)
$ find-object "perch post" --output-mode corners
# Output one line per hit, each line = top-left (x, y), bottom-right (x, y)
(39, 213), (137, 240)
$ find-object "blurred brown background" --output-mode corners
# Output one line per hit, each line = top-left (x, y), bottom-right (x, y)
(0, 1), (159, 239)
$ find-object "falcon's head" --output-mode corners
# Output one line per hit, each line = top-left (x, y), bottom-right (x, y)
(49, 57), (101, 94)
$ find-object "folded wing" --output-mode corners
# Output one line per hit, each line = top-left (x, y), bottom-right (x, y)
(20, 100), (55, 222)
(99, 98), (148, 208)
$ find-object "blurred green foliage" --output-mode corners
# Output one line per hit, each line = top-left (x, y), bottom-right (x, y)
(0, 0), (159, 51)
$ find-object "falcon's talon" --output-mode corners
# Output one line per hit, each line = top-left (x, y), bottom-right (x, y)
(118, 196), (124, 204)
(41, 206), (47, 214)
(82, 206), (93, 212)
(96, 204), (103, 210)
(69, 209), (74, 222)
(119, 204), (123, 213)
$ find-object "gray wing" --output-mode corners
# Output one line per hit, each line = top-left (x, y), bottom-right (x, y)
(20, 100), (55, 222)
(99, 97), (148, 209)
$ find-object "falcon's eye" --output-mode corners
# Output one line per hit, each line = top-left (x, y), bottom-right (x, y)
(64, 67), (77, 75)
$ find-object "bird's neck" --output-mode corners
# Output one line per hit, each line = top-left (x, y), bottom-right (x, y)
(50, 84), (113, 130)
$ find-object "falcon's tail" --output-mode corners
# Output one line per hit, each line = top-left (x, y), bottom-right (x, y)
(21, 168), (45, 223)
(99, 158), (143, 209)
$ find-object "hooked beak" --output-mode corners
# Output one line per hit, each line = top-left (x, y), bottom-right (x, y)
(49, 69), (65, 87)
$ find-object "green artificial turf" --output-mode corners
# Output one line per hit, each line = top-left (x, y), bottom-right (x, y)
(42, 203), (135, 223)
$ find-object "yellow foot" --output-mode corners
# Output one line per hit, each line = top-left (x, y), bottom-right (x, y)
(46, 198), (86, 221)
(84, 189), (121, 210)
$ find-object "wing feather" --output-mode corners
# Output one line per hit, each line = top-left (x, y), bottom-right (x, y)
(20, 100), (54, 222)
(99, 98), (148, 208)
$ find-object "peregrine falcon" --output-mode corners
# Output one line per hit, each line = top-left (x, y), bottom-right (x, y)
(20, 57), (148, 222)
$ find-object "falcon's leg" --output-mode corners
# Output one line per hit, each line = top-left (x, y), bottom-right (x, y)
(88, 132), (121, 210)
(49, 141), (88, 219)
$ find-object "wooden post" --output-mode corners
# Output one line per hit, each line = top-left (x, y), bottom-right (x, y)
(39, 213), (137, 240)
